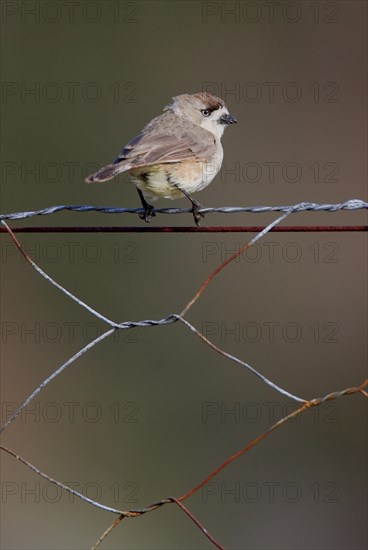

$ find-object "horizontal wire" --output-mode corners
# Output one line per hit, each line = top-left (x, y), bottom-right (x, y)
(0, 225), (367, 233)
(2, 199), (367, 549)
(0, 199), (367, 221)
(0, 209), (305, 437)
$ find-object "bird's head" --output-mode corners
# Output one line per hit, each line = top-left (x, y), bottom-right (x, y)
(169, 92), (237, 138)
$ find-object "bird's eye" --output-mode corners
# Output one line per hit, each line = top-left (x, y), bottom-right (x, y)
(201, 109), (211, 117)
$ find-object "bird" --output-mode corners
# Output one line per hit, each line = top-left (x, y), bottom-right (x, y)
(85, 92), (237, 225)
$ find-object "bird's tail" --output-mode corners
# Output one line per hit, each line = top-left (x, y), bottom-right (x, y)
(85, 162), (126, 183)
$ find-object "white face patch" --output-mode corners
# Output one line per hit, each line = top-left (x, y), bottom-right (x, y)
(199, 105), (229, 138)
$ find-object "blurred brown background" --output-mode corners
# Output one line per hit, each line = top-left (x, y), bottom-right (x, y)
(1, 1), (367, 549)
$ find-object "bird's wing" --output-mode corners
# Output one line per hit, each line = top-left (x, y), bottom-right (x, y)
(114, 112), (215, 169)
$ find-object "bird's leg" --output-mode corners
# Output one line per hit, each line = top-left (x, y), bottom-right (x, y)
(175, 186), (205, 226)
(137, 189), (156, 222)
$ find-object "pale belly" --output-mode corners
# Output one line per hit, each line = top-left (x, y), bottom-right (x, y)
(129, 158), (223, 200)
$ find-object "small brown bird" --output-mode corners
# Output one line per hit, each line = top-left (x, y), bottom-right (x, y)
(86, 92), (237, 225)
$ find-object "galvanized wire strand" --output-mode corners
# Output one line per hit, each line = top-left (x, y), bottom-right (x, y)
(1, 199), (365, 433)
(2, 380), (366, 531)
(0, 220), (178, 330)
(0, 329), (115, 433)
(1, 198), (367, 550)
(0, 208), (307, 435)
(0, 444), (125, 514)
(0, 199), (367, 221)
(178, 317), (307, 403)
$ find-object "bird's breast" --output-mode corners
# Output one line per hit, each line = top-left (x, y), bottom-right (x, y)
(129, 154), (223, 200)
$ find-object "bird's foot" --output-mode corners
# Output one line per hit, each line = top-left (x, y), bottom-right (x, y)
(191, 199), (205, 226)
(139, 203), (156, 223)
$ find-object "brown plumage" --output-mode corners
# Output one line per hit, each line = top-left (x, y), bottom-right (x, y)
(86, 93), (237, 224)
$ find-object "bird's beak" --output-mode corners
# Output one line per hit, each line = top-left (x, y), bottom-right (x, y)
(219, 113), (237, 125)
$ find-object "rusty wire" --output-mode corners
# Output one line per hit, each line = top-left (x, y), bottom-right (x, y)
(1, 199), (367, 549)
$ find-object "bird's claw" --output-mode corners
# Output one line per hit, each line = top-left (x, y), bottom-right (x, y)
(139, 204), (156, 223)
(191, 201), (205, 226)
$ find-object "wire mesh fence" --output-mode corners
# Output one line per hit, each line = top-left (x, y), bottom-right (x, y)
(1, 199), (367, 549)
